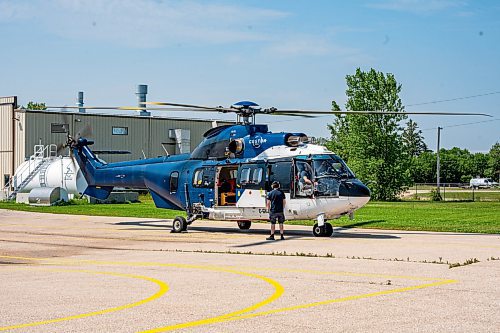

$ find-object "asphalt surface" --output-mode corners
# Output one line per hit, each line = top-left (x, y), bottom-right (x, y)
(0, 209), (499, 332)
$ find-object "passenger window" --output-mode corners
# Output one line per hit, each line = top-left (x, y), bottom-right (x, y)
(252, 168), (263, 183)
(240, 168), (251, 185)
(193, 169), (203, 186)
(192, 167), (215, 188)
(170, 171), (179, 193)
(239, 165), (265, 189)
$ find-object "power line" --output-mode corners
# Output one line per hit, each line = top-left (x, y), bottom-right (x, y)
(420, 118), (500, 132)
(406, 91), (500, 107)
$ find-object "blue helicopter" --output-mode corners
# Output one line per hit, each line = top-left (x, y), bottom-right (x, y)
(66, 101), (489, 237)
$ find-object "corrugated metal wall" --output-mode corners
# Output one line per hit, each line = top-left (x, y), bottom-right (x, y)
(0, 96), (19, 188)
(24, 110), (232, 163)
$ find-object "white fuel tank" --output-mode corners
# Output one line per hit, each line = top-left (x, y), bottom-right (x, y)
(13, 157), (87, 195)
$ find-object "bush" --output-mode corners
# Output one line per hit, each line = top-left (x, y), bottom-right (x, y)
(430, 188), (442, 201)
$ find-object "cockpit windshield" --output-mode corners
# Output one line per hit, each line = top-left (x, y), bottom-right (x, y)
(312, 154), (354, 179)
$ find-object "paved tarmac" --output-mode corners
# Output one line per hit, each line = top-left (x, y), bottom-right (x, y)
(0, 209), (499, 332)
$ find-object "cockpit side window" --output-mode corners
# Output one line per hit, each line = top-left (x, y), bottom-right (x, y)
(191, 139), (230, 160)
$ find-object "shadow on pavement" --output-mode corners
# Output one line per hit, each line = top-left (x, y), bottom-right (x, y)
(113, 220), (400, 245)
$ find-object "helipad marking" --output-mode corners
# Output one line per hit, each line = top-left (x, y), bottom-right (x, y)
(0, 256), (284, 332)
(0, 267), (169, 332)
(136, 266), (458, 331)
(222, 279), (458, 324)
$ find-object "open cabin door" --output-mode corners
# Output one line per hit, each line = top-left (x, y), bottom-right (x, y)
(236, 162), (267, 208)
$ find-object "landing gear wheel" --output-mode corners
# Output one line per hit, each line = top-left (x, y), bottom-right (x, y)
(237, 221), (252, 230)
(172, 216), (187, 233)
(324, 222), (333, 237)
(313, 222), (333, 237)
(313, 223), (325, 237)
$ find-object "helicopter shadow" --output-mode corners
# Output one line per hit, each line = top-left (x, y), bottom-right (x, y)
(113, 220), (172, 230)
(112, 220), (400, 246)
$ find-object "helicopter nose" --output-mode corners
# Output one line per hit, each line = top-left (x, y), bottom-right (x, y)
(347, 181), (371, 209)
(348, 181), (371, 197)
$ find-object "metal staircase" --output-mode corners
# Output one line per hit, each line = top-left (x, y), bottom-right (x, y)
(2, 144), (58, 200)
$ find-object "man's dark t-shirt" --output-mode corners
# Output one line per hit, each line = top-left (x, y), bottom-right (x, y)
(267, 189), (285, 213)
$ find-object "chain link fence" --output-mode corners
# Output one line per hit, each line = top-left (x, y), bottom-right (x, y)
(403, 183), (500, 202)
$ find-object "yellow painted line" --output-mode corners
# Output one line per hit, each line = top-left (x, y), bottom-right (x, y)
(0, 256), (459, 332)
(0, 256), (284, 332)
(0, 267), (169, 332)
(223, 279), (458, 324)
(227, 265), (450, 282)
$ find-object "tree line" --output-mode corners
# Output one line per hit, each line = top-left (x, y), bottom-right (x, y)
(326, 68), (499, 201)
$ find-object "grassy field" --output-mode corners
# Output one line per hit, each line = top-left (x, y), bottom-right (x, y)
(0, 196), (498, 234)
(297, 201), (500, 234)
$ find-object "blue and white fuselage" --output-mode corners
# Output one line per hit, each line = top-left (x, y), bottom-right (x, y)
(71, 123), (370, 236)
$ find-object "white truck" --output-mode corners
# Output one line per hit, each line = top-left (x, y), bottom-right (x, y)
(469, 177), (499, 189)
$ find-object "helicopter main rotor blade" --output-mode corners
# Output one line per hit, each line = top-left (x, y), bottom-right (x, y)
(267, 112), (318, 118)
(45, 106), (147, 110)
(272, 109), (493, 117)
(144, 102), (235, 112)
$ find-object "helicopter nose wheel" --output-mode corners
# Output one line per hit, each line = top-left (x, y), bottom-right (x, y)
(312, 222), (333, 237)
(237, 220), (252, 230)
(172, 216), (187, 233)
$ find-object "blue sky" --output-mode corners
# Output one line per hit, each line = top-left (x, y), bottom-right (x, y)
(1, 0), (499, 152)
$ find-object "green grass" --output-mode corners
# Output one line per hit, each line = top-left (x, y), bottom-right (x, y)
(0, 195), (181, 220)
(0, 198), (498, 234)
(289, 201), (499, 234)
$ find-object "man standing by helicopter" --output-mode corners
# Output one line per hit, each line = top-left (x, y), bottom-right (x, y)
(266, 181), (286, 240)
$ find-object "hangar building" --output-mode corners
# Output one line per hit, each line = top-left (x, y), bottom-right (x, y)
(1, 95), (232, 189)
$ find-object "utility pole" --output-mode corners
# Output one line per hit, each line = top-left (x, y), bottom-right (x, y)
(436, 126), (443, 194)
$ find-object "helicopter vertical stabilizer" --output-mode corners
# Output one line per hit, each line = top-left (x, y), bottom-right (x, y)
(71, 138), (113, 199)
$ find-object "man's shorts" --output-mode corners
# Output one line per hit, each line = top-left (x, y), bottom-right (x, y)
(269, 212), (285, 224)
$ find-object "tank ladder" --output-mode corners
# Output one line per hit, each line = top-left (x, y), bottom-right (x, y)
(3, 144), (58, 200)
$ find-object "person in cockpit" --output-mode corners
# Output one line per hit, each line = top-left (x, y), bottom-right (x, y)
(297, 162), (314, 196)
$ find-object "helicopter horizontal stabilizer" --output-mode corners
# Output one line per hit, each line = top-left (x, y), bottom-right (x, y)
(83, 185), (113, 200)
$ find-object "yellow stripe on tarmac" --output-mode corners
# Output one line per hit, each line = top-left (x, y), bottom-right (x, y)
(222, 279), (458, 324)
(0, 255), (458, 332)
(0, 256), (284, 332)
(0, 267), (169, 332)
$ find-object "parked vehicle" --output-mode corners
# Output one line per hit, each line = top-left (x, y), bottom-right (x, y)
(469, 178), (499, 189)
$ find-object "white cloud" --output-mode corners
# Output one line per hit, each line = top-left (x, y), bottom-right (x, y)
(368, 0), (465, 14)
(262, 34), (372, 62)
(0, 0), (373, 62)
(265, 35), (334, 57)
(0, 0), (288, 47)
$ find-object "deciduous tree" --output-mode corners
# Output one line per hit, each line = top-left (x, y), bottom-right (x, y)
(327, 68), (409, 200)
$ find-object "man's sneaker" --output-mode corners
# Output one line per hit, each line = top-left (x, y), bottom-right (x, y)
(280, 234), (285, 240)
(266, 235), (275, 241)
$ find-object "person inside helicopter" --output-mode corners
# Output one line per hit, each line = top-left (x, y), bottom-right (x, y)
(297, 162), (315, 197)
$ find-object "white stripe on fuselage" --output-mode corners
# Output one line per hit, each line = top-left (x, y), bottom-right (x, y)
(251, 144), (333, 161)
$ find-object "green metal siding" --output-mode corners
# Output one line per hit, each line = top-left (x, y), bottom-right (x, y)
(24, 111), (232, 163)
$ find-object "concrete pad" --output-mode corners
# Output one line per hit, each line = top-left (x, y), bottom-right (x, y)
(0, 209), (498, 332)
